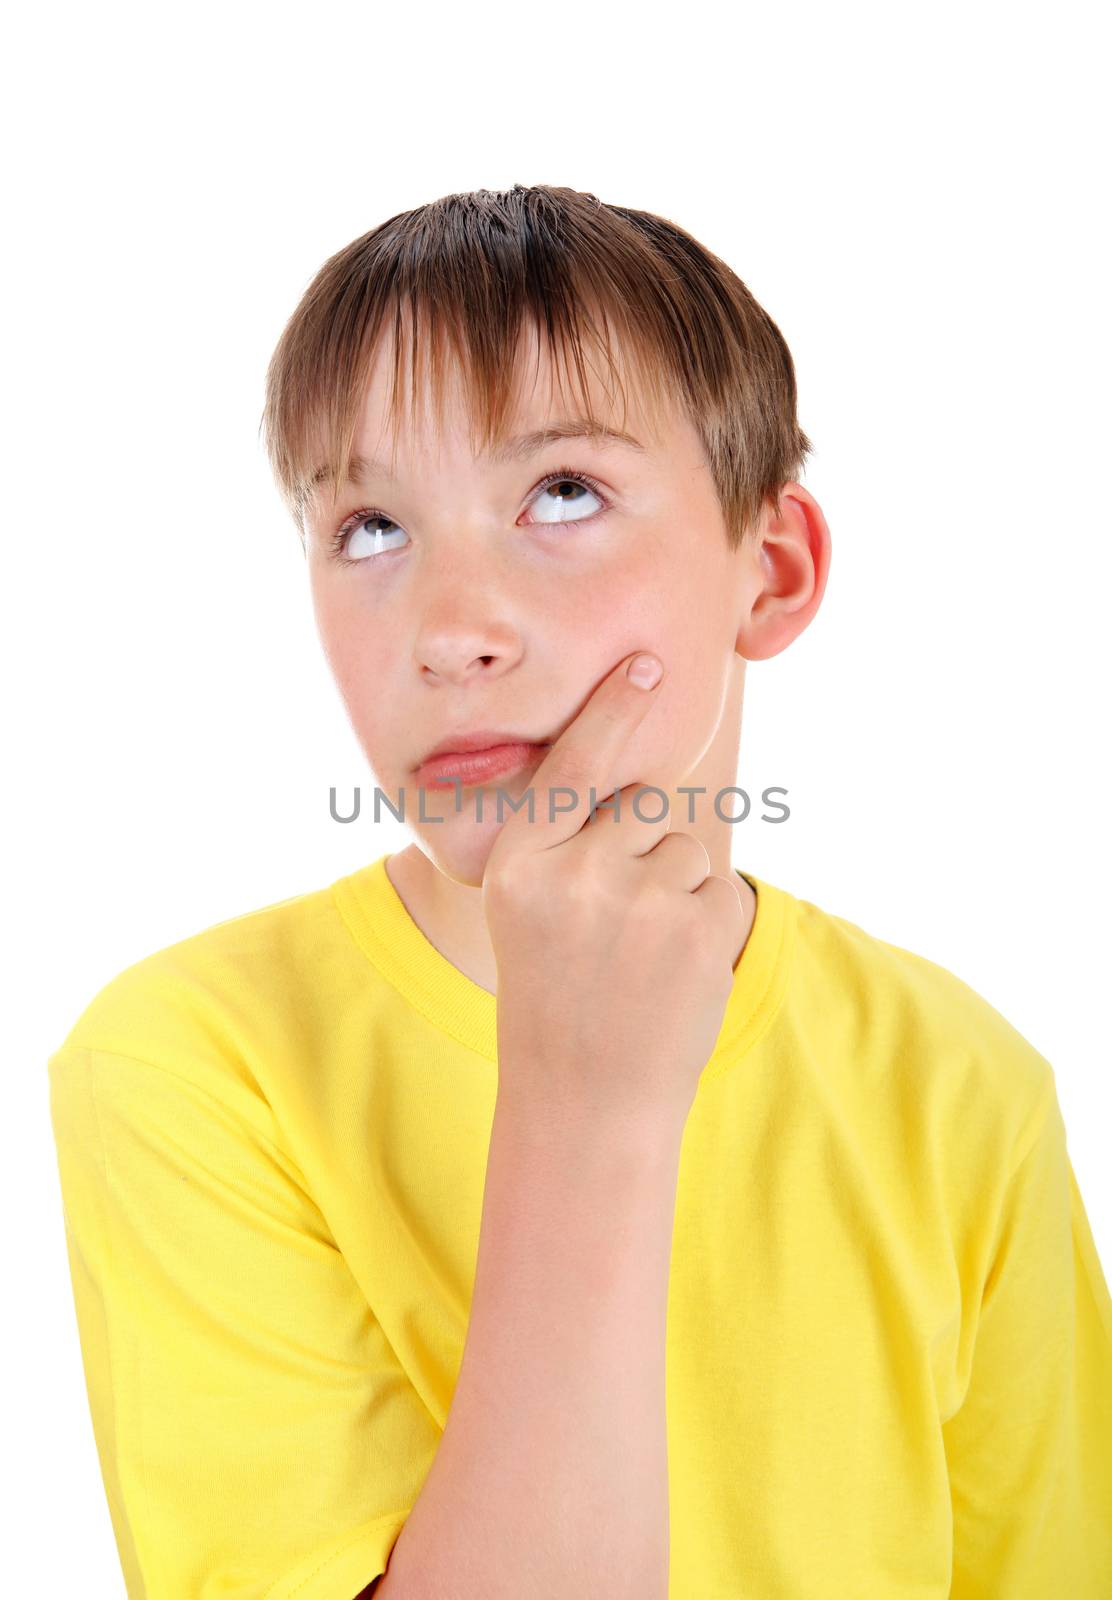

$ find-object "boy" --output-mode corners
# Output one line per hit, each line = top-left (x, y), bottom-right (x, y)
(47, 183), (1112, 1597)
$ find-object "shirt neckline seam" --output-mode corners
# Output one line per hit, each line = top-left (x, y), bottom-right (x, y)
(331, 880), (499, 1061)
(331, 860), (797, 1072)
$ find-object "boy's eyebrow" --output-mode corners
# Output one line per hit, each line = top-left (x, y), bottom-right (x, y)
(308, 420), (646, 493)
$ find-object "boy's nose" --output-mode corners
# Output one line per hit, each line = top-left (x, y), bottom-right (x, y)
(415, 622), (525, 686)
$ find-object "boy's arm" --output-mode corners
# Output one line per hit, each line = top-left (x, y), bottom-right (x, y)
(942, 1076), (1112, 1596)
(47, 1042), (436, 1597)
(371, 1085), (685, 1600)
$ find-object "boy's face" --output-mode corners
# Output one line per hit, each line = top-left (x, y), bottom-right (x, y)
(303, 322), (777, 887)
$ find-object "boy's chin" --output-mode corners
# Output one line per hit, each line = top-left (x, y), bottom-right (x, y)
(412, 811), (509, 891)
(409, 763), (685, 890)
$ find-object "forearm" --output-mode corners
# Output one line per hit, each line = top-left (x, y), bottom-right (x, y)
(375, 1088), (685, 1600)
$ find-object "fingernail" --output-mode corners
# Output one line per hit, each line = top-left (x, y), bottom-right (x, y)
(628, 653), (663, 689)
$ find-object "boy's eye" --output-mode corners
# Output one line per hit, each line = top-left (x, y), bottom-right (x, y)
(329, 467), (609, 565)
(527, 471), (606, 526)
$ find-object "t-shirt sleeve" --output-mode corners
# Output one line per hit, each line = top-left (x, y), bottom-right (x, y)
(47, 1043), (439, 1599)
(941, 1074), (1112, 1596)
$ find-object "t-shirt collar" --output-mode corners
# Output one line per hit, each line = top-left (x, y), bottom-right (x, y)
(332, 852), (796, 1079)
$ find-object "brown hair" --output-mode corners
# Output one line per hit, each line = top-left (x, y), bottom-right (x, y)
(259, 183), (813, 550)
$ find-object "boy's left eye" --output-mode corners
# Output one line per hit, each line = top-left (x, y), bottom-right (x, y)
(526, 469), (608, 526)
(328, 467), (610, 565)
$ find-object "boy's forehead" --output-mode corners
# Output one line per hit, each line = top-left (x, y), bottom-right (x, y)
(352, 327), (669, 473)
(299, 312), (699, 520)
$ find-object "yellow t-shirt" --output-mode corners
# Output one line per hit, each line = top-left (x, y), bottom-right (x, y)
(47, 855), (1112, 1598)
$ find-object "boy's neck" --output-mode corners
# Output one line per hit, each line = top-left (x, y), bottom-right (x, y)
(385, 843), (757, 998)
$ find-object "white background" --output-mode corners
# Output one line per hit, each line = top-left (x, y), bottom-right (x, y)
(6, 1), (1109, 1591)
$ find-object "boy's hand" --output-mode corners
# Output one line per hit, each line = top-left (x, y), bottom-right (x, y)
(482, 652), (746, 1136)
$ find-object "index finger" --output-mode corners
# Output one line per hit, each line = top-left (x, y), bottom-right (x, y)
(484, 651), (665, 873)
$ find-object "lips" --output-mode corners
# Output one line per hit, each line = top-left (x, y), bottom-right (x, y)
(412, 737), (552, 789)
(413, 729), (551, 769)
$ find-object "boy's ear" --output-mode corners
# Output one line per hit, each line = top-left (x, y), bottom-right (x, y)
(734, 483), (831, 663)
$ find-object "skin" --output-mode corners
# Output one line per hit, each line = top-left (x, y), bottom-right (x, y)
(303, 320), (831, 996)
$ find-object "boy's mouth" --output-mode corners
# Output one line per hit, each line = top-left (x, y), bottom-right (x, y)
(413, 727), (554, 769)
(412, 738), (553, 790)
